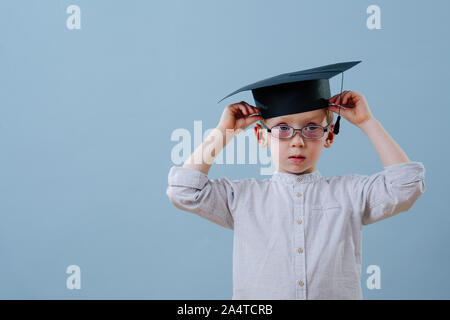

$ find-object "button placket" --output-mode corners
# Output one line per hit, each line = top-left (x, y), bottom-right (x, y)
(293, 181), (306, 299)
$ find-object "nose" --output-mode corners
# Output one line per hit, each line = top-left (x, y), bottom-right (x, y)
(290, 130), (305, 147)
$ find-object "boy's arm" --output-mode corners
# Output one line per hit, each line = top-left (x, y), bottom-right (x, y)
(358, 117), (410, 167)
(167, 166), (239, 229)
(167, 126), (237, 230)
(183, 101), (262, 175)
(349, 162), (425, 225)
(329, 91), (425, 225)
(329, 90), (409, 167)
(182, 126), (233, 175)
(166, 102), (262, 229)
(357, 113), (426, 225)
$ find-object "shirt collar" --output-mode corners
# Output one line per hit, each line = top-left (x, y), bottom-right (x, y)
(271, 169), (322, 185)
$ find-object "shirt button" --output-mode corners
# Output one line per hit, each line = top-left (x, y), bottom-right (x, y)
(296, 193), (302, 197)
(297, 247), (303, 254)
(296, 177), (301, 182)
(296, 219), (302, 224)
(298, 280), (304, 287)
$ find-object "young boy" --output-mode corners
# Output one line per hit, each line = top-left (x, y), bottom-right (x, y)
(166, 61), (426, 300)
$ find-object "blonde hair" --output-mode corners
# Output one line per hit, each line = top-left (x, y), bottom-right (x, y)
(261, 109), (334, 126)
(325, 109), (334, 126)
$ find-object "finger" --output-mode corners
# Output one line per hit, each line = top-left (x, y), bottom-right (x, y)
(334, 94), (342, 106)
(329, 94), (340, 104)
(335, 91), (350, 106)
(246, 104), (257, 115)
(249, 105), (260, 114)
(230, 103), (243, 113)
(238, 103), (249, 116)
(243, 104), (251, 115)
(252, 107), (262, 115)
(229, 103), (240, 111)
(233, 108), (242, 119)
(334, 92), (346, 101)
(327, 106), (345, 115)
(245, 115), (263, 126)
(232, 101), (246, 109)
(243, 102), (259, 114)
(346, 91), (363, 107)
(341, 91), (353, 105)
(231, 105), (244, 118)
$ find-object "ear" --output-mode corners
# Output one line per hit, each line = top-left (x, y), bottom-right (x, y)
(323, 124), (335, 148)
(254, 123), (268, 147)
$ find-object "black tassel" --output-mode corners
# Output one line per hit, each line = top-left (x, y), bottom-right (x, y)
(333, 115), (341, 135)
(333, 72), (344, 135)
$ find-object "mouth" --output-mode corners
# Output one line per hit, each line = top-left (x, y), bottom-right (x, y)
(288, 155), (306, 163)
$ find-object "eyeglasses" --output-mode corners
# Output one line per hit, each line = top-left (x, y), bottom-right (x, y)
(260, 122), (332, 140)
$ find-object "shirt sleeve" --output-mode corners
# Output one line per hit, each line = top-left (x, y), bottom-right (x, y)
(350, 161), (426, 226)
(166, 166), (241, 230)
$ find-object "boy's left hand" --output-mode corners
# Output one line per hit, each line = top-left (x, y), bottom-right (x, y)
(328, 91), (374, 127)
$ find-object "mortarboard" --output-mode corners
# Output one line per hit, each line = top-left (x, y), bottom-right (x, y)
(218, 61), (361, 135)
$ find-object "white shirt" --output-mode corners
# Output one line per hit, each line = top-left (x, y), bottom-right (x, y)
(166, 161), (426, 299)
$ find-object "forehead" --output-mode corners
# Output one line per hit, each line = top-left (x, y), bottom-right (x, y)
(266, 109), (326, 125)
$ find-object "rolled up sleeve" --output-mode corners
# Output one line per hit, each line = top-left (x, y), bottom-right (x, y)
(166, 166), (239, 230)
(351, 161), (426, 226)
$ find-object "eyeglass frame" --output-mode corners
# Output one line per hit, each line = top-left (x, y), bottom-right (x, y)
(259, 121), (332, 140)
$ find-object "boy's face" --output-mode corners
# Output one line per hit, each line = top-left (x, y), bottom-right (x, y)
(253, 108), (335, 175)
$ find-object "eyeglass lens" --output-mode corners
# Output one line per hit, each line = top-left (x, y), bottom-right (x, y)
(271, 125), (324, 139)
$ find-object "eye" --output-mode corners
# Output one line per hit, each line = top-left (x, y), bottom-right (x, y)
(305, 125), (320, 131)
(278, 125), (290, 131)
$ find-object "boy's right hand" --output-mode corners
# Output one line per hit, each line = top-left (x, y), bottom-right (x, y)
(217, 101), (263, 135)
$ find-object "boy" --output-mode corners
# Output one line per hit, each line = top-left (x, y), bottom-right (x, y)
(166, 61), (426, 299)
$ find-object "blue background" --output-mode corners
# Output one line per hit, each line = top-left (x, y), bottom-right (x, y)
(0, 0), (448, 299)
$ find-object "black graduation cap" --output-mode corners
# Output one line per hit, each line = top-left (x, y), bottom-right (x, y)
(218, 61), (361, 135)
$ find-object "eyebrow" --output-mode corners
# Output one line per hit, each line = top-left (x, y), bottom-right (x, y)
(274, 118), (321, 126)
